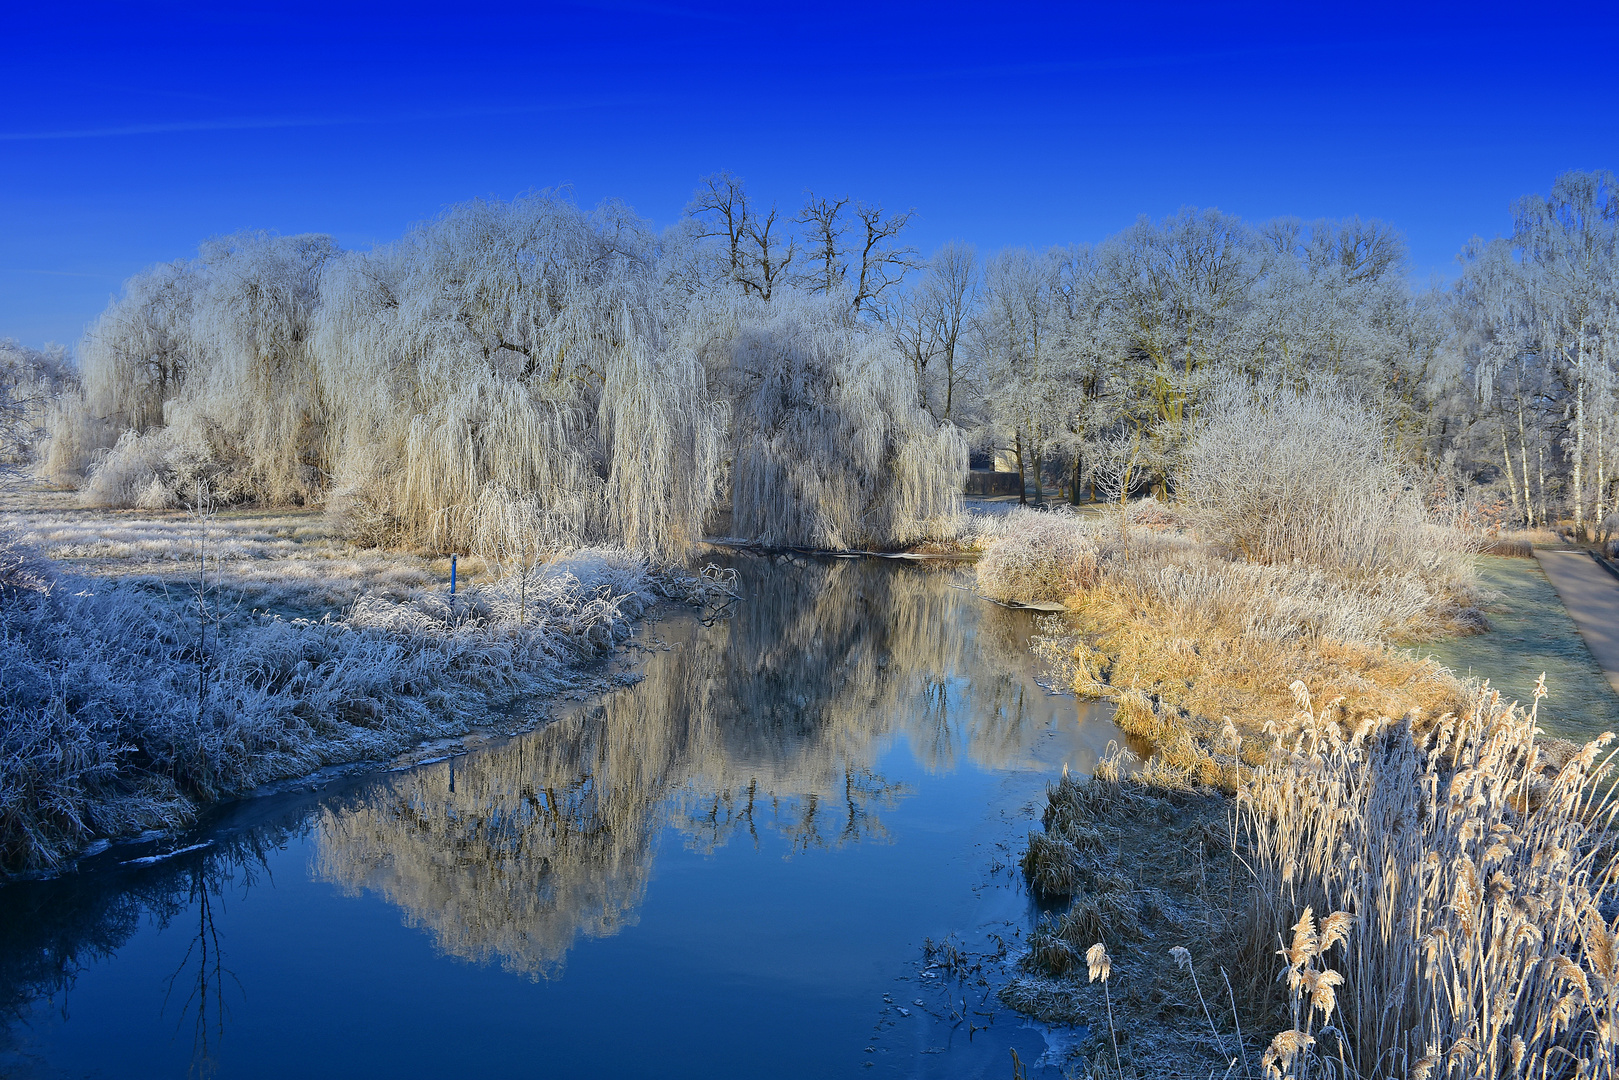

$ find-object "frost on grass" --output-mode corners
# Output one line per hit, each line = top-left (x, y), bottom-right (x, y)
(1009, 687), (1619, 1076)
(1003, 748), (1237, 1075)
(0, 526), (665, 875)
(973, 508), (1098, 604)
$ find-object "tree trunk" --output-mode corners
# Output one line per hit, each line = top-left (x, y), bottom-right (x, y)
(1599, 411), (1608, 532)
(1519, 405), (1534, 528)
(1575, 369), (1587, 539)
(1031, 439), (1044, 505)
(1502, 427), (1522, 525)
(1071, 452), (1083, 506)
(1539, 446), (1547, 529)
(1015, 429), (1027, 506)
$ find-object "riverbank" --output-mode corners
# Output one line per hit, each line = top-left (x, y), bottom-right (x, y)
(974, 507), (1487, 783)
(983, 507), (1619, 1073)
(0, 491), (734, 876)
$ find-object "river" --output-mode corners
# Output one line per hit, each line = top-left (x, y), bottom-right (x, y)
(0, 555), (1121, 1079)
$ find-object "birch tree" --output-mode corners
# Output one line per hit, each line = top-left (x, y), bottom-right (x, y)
(1511, 170), (1618, 537)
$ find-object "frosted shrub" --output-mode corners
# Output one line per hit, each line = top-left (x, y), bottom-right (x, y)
(36, 393), (111, 485)
(974, 509), (1098, 604)
(77, 430), (175, 507)
(1178, 378), (1451, 575)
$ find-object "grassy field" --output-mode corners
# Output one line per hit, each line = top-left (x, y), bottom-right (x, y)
(1419, 553), (1619, 741)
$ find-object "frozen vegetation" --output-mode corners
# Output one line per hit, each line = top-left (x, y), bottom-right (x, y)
(40, 194), (964, 556)
(0, 513), (714, 873)
(977, 381), (1619, 1074)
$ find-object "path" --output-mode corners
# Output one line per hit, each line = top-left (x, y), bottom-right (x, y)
(1533, 549), (1619, 696)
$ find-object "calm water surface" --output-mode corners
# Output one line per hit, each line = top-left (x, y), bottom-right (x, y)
(1, 557), (1119, 1079)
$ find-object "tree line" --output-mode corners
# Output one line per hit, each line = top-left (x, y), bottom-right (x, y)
(21, 168), (1619, 548)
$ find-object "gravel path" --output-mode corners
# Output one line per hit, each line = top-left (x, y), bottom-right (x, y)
(1534, 548), (1619, 697)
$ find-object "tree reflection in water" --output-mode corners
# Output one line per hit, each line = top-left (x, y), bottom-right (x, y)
(0, 828), (282, 1077)
(311, 556), (1081, 978)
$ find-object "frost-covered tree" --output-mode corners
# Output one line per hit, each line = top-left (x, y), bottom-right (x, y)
(1441, 171), (1619, 532)
(1510, 171), (1619, 536)
(889, 242), (978, 423)
(78, 259), (198, 434)
(797, 192), (918, 316)
(48, 187), (967, 556)
(696, 292), (965, 548)
(313, 195), (726, 557)
(975, 249), (1075, 503)
(0, 339), (75, 469)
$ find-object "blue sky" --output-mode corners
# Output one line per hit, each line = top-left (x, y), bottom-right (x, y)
(2, 1), (1616, 349)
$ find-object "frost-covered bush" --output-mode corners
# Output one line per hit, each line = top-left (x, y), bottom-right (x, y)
(76, 430), (175, 507)
(37, 392), (112, 486)
(0, 528), (660, 875)
(1177, 378), (1454, 575)
(1122, 497), (1189, 529)
(974, 509), (1098, 604)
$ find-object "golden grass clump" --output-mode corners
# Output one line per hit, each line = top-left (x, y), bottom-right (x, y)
(978, 513), (1481, 774)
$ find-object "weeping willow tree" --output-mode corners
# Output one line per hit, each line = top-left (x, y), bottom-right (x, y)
(63, 232), (335, 505)
(47, 191), (967, 556)
(694, 293), (966, 549)
(312, 196), (728, 558)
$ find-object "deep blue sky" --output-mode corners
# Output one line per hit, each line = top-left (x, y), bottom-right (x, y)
(3, 2), (1616, 349)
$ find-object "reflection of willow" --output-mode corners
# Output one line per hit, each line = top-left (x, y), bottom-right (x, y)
(313, 558), (1071, 978)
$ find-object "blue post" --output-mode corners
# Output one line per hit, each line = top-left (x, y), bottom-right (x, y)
(450, 554), (457, 595)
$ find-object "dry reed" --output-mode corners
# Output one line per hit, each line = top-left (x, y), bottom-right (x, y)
(1239, 679), (1619, 1079)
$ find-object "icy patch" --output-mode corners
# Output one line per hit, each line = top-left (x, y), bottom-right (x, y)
(122, 841), (213, 865)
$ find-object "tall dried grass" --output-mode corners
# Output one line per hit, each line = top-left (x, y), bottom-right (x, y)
(974, 507), (1100, 604)
(1240, 680), (1619, 1079)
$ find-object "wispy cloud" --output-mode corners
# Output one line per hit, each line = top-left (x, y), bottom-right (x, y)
(0, 268), (115, 278)
(0, 99), (627, 142)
